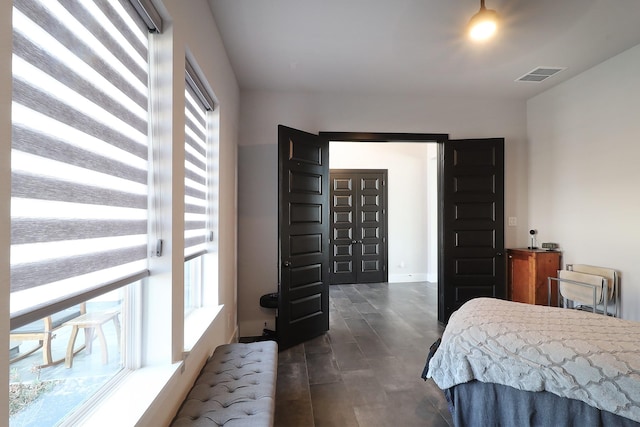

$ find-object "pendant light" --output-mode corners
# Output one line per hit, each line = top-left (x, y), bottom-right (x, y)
(467, 0), (500, 42)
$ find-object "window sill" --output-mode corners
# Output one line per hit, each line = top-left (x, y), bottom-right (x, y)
(76, 363), (182, 426)
(184, 304), (224, 353)
(75, 305), (224, 426)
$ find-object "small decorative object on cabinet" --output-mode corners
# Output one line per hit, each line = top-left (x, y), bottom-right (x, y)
(507, 248), (561, 306)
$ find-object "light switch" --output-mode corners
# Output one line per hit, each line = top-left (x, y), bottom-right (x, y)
(508, 217), (517, 226)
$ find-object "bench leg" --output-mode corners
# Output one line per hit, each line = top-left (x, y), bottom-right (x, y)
(95, 325), (108, 364)
(84, 328), (94, 354)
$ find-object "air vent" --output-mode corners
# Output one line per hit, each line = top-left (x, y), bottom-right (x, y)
(516, 67), (566, 83)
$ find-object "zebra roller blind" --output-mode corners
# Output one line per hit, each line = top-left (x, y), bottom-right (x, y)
(184, 66), (213, 261)
(11, 0), (152, 328)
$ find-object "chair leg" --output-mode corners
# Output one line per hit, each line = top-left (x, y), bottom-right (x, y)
(42, 333), (54, 366)
(65, 326), (80, 369)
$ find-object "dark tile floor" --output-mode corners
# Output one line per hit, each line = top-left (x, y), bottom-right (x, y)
(275, 281), (453, 427)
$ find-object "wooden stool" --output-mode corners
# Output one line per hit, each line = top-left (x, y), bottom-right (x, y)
(64, 310), (121, 368)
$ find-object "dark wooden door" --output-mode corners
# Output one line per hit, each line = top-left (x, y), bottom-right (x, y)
(330, 170), (388, 284)
(439, 138), (505, 323)
(277, 125), (330, 350)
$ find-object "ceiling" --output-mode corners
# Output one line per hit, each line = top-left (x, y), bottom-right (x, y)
(208, 0), (640, 100)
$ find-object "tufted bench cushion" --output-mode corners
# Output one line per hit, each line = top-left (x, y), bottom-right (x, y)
(171, 341), (278, 427)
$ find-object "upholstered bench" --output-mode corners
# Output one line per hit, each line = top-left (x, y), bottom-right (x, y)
(171, 340), (278, 427)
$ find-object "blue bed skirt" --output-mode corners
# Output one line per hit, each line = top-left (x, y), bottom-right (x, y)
(446, 381), (640, 427)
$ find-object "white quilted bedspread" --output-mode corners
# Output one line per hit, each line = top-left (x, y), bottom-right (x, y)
(427, 298), (640, 422)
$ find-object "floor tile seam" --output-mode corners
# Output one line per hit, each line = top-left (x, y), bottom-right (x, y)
(340, 375), (392, 404)
(327, 333), (366, 375)
(328, 294), (385, 378)
(386, 313), (434, 339)
(352, 289), (396, 356)
(340, 315), (397, 364)
(302, 344), (317, 427)
(353, 287), (429, 334)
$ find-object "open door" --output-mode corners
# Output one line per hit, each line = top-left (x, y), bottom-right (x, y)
(439, 138), (506, 323)
(277, 125), (330, 350)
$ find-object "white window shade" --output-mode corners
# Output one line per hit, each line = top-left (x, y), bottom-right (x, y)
(10, 0), (151, 329)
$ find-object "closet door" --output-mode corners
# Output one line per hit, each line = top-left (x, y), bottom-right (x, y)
(330, 170), (387, 284)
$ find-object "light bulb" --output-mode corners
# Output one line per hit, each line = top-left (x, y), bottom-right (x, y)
(469, 20), (497, 41)
(467, 2), (500, 42)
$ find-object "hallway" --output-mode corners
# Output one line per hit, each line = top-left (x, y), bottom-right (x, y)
(275, 281), (453, 426)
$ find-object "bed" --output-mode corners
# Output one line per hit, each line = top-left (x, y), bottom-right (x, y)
(423, 297), (640, 426)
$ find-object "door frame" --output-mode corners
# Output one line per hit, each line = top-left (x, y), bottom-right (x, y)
(321, 132), (449, 312)
(276, 131), (505, 330)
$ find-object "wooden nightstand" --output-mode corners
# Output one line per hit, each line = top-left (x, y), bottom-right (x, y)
(507, 248), (561, 306)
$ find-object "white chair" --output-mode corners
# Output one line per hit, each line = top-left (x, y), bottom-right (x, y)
(548, 264), (619, 317)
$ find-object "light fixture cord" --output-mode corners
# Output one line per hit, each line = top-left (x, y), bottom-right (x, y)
(480, 0), (486, 10)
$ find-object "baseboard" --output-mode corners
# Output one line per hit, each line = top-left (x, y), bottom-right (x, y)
(388, 273), (430, 283)
(228, 326), (239, 344)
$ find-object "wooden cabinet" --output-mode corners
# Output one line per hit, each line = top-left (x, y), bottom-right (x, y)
(507, 249), (561, 306)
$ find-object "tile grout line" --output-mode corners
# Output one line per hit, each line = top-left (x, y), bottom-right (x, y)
(302, 341), (316, 427)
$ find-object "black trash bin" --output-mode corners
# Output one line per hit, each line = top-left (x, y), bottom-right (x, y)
(259, 292), (278, 340)
(259, 292), (278, 309)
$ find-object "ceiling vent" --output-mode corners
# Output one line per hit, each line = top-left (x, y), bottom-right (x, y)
(516, 67), (566, 83)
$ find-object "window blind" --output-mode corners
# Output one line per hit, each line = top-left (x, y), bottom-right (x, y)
(184, 71), (211, 261)
(11, 0), (151, 329)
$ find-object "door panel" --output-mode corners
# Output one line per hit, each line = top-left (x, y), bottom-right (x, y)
(330, 173), (357, 283)
(357, 171), (386, 282)
(278, 125), (329, 350)
(439, 138), (505, 323)
(330, 170), (387, 284)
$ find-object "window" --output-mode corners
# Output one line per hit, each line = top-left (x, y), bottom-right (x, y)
(9, 0), (159, 423)
(184, 60), (217, 316)
(184, 255), (203, 314)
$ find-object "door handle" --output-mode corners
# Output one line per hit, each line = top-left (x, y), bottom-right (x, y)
(352, 240), (357, 244)
(283, 261), (291, 267)
(496, 252), (503, 256)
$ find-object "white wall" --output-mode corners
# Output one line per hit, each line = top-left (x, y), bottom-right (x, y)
(238, 91), (528, 337)
(527, 43), (640, 321)
(329, 141), (435, 283)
